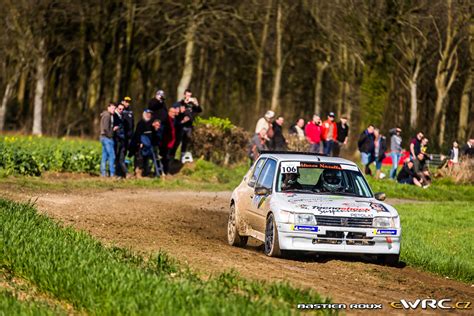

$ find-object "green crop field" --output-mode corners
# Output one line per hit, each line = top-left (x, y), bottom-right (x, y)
(397, 202), (473, 283)
(0, 199), (332, 315)
(0, 136), (101, 176)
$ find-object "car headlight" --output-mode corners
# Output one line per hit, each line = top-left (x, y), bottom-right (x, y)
(295, 213), (317, 226)
(279, 210), (295, 223)
(373, 217), (394, 228)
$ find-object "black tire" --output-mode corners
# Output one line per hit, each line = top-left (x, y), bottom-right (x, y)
(264, 213), (281, 257)
(227, 204), (248, 247)
(380, 254), (400, 267)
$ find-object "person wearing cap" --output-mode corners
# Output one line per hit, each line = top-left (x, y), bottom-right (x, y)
(321, 112), (338, 156)
(389, 127), (402, 179)
(148, 90), (168, 124)
(255, 110), (275, 139)
(120, 96), (134, 151)
(333, 115), (349, 157)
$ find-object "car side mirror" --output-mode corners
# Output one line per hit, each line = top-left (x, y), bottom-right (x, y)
(255, 187), (270, 196)
(374, 192), (386, 201)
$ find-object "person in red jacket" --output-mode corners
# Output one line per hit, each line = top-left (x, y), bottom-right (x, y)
(321, 112), (338, 156)
(305, 115), (322, 153)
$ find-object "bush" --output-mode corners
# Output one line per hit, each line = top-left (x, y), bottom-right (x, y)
(0, 135), (101, 176)
(191, 117), (250, 166)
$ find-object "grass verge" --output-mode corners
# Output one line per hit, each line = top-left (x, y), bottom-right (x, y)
(0, 198), (332, 315)
(398, 202), (473, 282)
(0, 289), (60, 316)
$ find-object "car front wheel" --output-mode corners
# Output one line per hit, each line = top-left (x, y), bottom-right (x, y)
(379, 254), (400, 267)
(227, 204), (248, 247)
(264, 213), (281, 257)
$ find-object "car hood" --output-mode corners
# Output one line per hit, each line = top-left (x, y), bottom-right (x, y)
(271, 192), (398, 218)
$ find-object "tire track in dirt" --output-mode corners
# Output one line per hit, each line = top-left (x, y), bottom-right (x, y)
(2, 188), (473, 314)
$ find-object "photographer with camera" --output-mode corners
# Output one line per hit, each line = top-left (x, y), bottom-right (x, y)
(173, 89), (202, 163)
(148, 90), (168, 124)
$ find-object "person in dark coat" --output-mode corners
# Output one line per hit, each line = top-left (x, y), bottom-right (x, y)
(373, 128), (387, 179)
(160, 107), (178, 174)
(113, 103), (128, 178)
(397, 160), (422, 187)
(129, 110), (153, 177)
(358, 125), (375, 175)
(270, 116), (287, 151)
(120, 96), (134, 151)
(148, 90), (168, 124)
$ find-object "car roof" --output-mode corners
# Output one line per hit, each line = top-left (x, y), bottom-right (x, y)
(259, 151), (357, 166)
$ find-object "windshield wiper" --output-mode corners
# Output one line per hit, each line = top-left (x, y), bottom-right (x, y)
(282, 189), (314, 194)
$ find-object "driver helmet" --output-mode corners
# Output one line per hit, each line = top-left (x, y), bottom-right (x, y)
(285, 172), (299, 185)
(322, 169), (343, 191)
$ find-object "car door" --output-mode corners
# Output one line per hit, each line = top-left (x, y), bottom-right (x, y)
(248, 159), (277, 233)
(239, 158), (266, 228)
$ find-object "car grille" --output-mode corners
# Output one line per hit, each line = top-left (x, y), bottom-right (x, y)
(315, 215), (373, 228)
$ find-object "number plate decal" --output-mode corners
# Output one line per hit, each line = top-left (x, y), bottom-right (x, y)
(280, 161), (300, 173)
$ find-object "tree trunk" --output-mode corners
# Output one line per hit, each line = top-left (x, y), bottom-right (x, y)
(270, 1), (282, 112)
(409, 80), (417, 129)
(314, 60), (328, 115)
(113, 39), (123, 102)
(32, 40), (46, 135)
(0, 81), (14, 131)
(458, 72), (472, 141)
(255, 0), (272, 114)
(438, 104), (447, 146)
(176, 18), (197, 100)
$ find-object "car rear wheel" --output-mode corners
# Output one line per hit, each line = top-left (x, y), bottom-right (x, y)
(264, 213), (281, 257)
(227, 204), (248, 247)
(379, 254), (400, 267)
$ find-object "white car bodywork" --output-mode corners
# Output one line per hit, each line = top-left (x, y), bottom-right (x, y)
(228, 153), (401, 260)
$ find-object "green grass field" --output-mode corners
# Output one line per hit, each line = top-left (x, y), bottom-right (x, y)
(0, 199), (331, 315)
(397, 202), (473, 282)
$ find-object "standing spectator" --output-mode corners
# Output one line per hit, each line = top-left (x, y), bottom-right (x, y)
(333, 115), (349, 157)
(305, 115), (322, 153)
(448, 141), (460, 167)
(271, 116), (286, 150)
(358, 125), (375, 175)
(249, 128), (269, 163)
(389, 127), (402, 179)
(255, 110), (275, 138)
(99, 102), (117, 177)
(289, 118), (305, 141)
(172, 89), (203, 162)
(129, 110), (153, 178)
(409, 132), (424, 158)
(321, 112), (338, 156)
(113, 103), (128, 178)
(120, 96), (134, 151)
(462, 138), (474, 158)
(420, 137), (429, 154)
(160, 107), (178, 174)
(148, 90), (168, 123)
(373, 128), (387, 179)
(397, 160), (422, 187)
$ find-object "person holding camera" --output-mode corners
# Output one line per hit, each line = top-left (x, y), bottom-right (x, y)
(174, 89), (202, 163)
(148, 90), (168, 124)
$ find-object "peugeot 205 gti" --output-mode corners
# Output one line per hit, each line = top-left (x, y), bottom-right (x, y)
(228, 152), (401, 265)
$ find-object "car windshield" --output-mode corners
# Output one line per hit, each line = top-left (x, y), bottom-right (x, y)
(276, 161), (373, 198)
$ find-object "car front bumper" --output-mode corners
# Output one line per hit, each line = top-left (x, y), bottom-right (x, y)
(277, 223), (400, 255)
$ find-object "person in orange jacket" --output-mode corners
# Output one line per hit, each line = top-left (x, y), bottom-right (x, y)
(321, 112), (338, 156)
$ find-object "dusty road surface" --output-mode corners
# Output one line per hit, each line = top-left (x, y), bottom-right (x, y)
(2, 188), (473, 313)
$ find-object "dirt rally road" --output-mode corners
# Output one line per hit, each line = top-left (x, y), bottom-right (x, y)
(2, 188), (473, 313)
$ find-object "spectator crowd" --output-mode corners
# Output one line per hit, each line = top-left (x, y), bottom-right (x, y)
(251, 109), (474, 189)
(99, 89), (202, 178)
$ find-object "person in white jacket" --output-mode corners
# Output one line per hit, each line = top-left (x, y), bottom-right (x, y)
(255, 110), (275, 139)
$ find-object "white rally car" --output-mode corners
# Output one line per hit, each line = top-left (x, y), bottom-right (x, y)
(228, 152), (401, 265)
